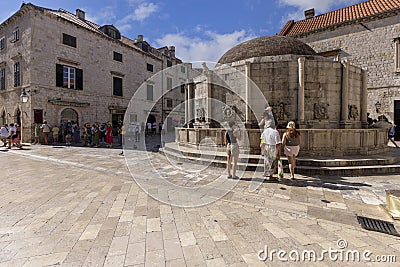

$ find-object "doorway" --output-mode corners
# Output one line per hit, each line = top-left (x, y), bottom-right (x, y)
(394, 101), (400, 141)
(60, 108), (79, 125)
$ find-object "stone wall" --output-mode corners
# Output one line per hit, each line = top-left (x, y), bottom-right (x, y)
(298, 14), (400, 120)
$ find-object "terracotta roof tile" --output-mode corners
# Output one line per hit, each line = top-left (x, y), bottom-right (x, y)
(279, 0), (400, 36)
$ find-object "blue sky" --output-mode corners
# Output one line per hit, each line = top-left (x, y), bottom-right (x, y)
(1, 0), (362, 62)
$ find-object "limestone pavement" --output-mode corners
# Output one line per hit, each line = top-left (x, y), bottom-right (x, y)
(0, 143), (399, 266)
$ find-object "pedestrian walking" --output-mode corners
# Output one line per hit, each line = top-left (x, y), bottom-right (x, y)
(93, 123), (100, 147)
(282, 121), (301, 179)
(106, 122), (113, 148)
(0, 124), (9, 147)
(260, 120), (281, 181)
(52, 125), (60, 144)
(41, 120), (50, 145)
(33, 123), (40, 144)
(225, 121), (241, 179)
(7, 123), (22, 149)
(84, 123), (92, 147)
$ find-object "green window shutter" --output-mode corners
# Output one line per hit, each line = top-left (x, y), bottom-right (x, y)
(76, 68), (83, 90)
(56, 64), (63, 87)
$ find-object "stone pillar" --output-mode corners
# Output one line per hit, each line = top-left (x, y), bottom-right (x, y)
(361, 68), (368, 128)
(187, 83), (194, 123)
(298, 57), (305, 124)
(206, 74), (212, 124)
(245, 62), (251, 124)
(340, 60), (349, 127)
(185, 81), (189, 125)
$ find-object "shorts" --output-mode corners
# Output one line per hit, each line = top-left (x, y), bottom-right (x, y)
(284, 145), (300, 157)
(227, 143), (239, 156)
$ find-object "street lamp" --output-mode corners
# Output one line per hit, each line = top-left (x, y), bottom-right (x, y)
(20, 88), (29, 103)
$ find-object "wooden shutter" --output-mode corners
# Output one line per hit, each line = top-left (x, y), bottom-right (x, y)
(76, 68), (83, 90)
(56, 64), (63, 87)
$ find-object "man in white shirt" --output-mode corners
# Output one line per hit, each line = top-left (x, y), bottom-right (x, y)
(0, 124), (9, 147)
(260, 120), (281, 180)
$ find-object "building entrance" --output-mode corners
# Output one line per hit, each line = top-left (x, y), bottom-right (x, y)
(394, 101), (400, 141)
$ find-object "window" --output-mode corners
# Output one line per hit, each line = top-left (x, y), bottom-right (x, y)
(62, 33), (76, 48)
(147, 63), (153, 72)
(113, 52), (122, 62)
(180, 84), (185, 94)
(0, 36), (5, 50)
(167, 60), (172, 67)
(147, 84), (153, 101)
(166, 77), (172, 91)
(14, 61), (20, 87)
(166, 99), (173, 108)
(11, 28), (19, 42)
(181, 66), (186, 73)
(0, 67), (5, 90)
(56, 64), (83, 90)
(395, 38), (400, 72)
(113, 76), (123, 96)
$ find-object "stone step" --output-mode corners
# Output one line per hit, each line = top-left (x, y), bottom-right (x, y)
(163, 143), (400, 167)
(161, 145), (400, 176)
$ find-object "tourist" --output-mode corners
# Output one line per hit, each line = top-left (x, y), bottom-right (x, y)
(225, 121), (241, 179)
(99, 122), (106, 145)
(65, 124), (72, 146)
(72, 124), (80, 144)
(105, 122), (113, 148)
(41, 120), (51, 145)
(282, 121), (301, 179)
(33, 123), (40, 144)
(135, 123), (140, 142)
(84, 123), (92, 147)
(93, 122), (100, 147)
(7, 123), (22, 149)
(260, 120), (281, 181)
(52, 125), (60, 144)
(0, 124), (9, 147)
(259, 107), (275, 129)
(146, 122), (152, 135)
(152, 121), (157, 135)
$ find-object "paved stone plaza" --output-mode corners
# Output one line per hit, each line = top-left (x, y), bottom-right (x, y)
(1, 144), (400, 266)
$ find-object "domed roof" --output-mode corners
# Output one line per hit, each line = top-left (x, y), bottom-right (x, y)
(218, 35), (316, 64)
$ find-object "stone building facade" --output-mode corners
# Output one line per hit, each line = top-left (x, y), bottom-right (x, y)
(0, 3), (186, 142)
(279, 0), (400, 133)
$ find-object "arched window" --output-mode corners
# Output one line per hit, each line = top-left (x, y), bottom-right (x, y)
(60, 108), (79, 125)
(1, 110), (5, 125)
(15, 109), (21, 126)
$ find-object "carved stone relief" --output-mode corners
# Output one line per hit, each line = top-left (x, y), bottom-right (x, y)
(314, 103), (329, 120)
(348, 105), (359, 120)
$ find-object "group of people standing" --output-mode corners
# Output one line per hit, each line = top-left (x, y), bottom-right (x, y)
(0, 123), (22, 149)
(225, 107), (301, 181)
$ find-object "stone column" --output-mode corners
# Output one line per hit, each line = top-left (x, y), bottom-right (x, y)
(361, 68), (368, 128)
(340, 60), (349, 127)
(206, 74), (212, 124)
(187, 83), (194, 123)
(185, 81), (189, 126)
(245, 62), (251, 124)
(298, 57), (305, 124)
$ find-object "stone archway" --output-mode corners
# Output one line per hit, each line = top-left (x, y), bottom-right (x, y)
(60, 108), (79, 125)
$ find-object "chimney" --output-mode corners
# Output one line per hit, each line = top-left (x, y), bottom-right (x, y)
(76, 9), (85, 20)
(304, 8), (315, 19)
(137, 34), (144, 42)
(169, 46), (175, 57)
